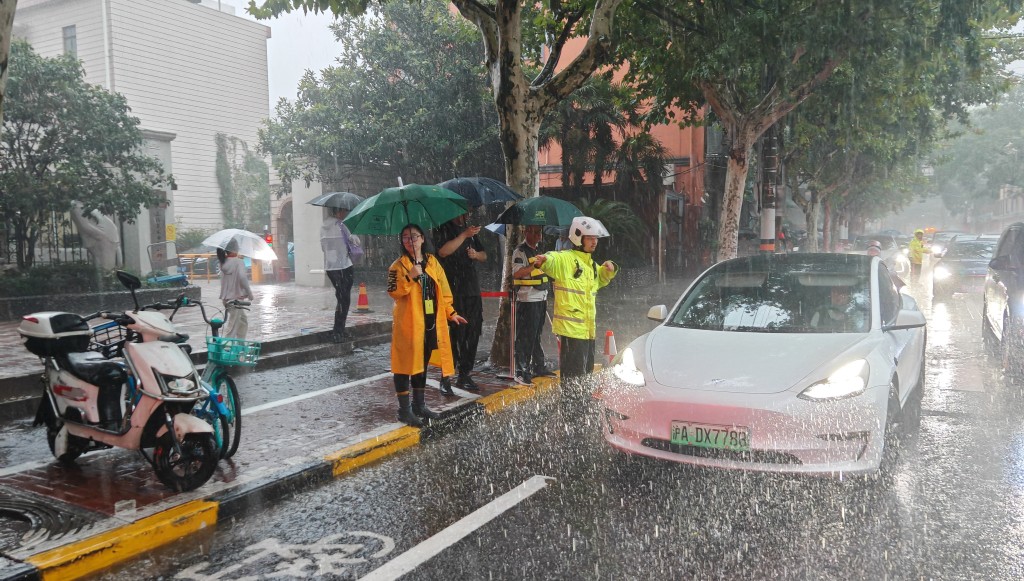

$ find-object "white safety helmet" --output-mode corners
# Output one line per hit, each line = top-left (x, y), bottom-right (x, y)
(568, 216), (610, 246)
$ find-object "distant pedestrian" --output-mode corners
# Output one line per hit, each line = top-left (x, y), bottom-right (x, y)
(321, 208), (360, 342)
(908, 228), (930, 280)
(533, 216), (619, 389)
(868, 240), (906, 291)
(512, 224), (552, 385)
(433, 214), (486, 392)
(554, 227), (573, 251)
(388, 224), (467, 426)
(217, 242), (254, 339)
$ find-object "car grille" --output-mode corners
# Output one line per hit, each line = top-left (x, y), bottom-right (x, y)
(641, 438), (803, 465)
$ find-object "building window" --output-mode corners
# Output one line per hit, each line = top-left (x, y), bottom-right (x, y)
(62, 25), (77, 57)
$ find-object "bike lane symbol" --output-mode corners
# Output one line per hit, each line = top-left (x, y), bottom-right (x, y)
(174, 531), (395, 580)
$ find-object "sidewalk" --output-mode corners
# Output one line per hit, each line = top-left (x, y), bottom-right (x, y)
(0, 280), (547, 580)
(0, 276), (395, 411)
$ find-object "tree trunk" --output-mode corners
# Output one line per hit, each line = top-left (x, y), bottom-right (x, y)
(716, 139), (753, 261)
(822, 200), (833, 252)
(803, 190), (821, 252)
(452, 0), (624, 370)
(0, 0), (17, 129)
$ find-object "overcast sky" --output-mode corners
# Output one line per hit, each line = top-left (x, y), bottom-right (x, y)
(224, 0), (340, 109)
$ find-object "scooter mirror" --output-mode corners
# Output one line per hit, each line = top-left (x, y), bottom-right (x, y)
(116, 270), (142, 290)
(115, 270), (142, 311)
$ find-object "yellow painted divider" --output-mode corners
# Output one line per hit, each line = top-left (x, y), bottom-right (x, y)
(27, 500), (218, 580)
(326, 426), (421, 477)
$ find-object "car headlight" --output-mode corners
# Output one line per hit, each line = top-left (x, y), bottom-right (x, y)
(933, 265), (952, 281)
(799, 359), (869, 401)
(902, 248), (909, 256)
(932, 245), (944, 255)
(611, 347), (645, 387)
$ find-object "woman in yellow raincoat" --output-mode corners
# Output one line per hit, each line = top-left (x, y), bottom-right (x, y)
(387, 223), (467, 426)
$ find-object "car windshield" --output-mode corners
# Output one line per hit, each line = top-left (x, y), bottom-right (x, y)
(668, 257), (872, 333)
(944, 240), (997, 259)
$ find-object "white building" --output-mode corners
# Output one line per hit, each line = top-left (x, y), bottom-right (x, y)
(14, 0), (270, 273)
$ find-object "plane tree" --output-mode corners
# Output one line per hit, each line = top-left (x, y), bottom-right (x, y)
(618, 0), (1022, 260)
(0, 41), (170, 269)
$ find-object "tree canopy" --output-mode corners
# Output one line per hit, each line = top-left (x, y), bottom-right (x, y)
(618, 0), (1023, 259)
(0, 41), (170, 269)
(258, 0), (505, 193)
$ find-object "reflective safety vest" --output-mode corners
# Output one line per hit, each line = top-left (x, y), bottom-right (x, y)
(513, 267), (549, 287)
(535, 249), (618, 340)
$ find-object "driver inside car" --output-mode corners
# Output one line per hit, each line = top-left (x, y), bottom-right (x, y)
(810, 286), (865, 331)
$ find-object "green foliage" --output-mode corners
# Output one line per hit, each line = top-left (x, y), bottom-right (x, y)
(574, 196), (646, 264)
(0, 264), (122, 296)
(215, 133), (270, 230)
(929, 84), (1024, 217)
(174, 227), (212, 253)
(259, 0), (504, 191)
(0, 41), (171, 269)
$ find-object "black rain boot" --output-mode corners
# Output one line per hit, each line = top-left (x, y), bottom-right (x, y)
(438, 376), (455, 396)
(412, 388), (440, 421)
(396, 392), (423, 427)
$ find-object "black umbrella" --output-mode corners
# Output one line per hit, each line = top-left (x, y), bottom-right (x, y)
(308, 191), (365, 211)
(437, 177), (522, 209)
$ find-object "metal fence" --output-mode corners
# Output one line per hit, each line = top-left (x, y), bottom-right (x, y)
(0, 212), (90, 266)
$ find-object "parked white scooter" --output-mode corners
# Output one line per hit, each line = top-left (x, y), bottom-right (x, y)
(19, 270), (218, 492)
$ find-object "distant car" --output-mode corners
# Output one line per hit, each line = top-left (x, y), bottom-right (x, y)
(932, 236), (998, 299)
(984, 223), (1024, 374)
(929, 231), (968, 258)
(851, 234), (911, 277)
(599, 253), (927, 477)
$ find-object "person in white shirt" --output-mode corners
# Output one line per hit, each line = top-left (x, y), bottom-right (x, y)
(321, 208), (359, 342)
(217, 242), (254, 339)
(511, 225), (553, 384)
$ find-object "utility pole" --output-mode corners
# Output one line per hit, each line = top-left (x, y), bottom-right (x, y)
(759, 124), (780, 254)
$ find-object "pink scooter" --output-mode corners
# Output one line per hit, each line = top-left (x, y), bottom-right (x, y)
(19, 270), (218, 492)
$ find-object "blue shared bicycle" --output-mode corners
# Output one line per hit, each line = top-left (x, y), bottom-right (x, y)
(171, 297), (259, 459)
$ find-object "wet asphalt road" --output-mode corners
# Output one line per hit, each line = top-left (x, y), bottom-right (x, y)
(87, 274), (1024, 580)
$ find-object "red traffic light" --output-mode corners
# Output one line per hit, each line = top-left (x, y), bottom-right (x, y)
(263, 233), (273, 247)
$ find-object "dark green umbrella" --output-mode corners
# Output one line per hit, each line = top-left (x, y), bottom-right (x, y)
(343, 183), (469, 235)
(307, 191), (365, 210)
(438, 177), (522, 208)
(491, 196), (582, 227)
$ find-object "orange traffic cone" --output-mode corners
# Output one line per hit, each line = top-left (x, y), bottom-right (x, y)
(356, 282), (373, 313)
(604, 329), (617, 363)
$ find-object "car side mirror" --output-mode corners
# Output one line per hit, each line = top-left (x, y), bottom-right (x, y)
(990, 256), (1016, 271)
(647, 305), (668, 322)
(883, 308), (927, 332)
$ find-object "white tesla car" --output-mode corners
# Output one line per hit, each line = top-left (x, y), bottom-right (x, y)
(599, 253), (927, 476)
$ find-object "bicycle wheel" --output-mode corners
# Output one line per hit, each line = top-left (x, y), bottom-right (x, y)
(216, 374), (242, 459)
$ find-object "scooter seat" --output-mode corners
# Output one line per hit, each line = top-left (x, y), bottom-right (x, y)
(63, 351), (128, 389)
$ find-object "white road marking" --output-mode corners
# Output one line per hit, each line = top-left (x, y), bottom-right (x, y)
(0, 460), (49, 477)
(241, 372), (392, 415)
(358, 475), (554, 581)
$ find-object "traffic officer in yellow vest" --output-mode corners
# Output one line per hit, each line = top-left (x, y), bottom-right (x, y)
(532, 216), (619, 384)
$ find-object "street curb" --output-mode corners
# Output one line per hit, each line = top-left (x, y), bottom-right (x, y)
(0, 375), (559, 581)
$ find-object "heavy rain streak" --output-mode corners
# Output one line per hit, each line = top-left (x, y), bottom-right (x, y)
(3, 1), (1024, 580)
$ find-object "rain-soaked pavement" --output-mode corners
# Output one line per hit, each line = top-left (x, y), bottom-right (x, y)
(81, 272), (1024, 580)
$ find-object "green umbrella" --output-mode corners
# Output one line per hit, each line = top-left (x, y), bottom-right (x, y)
(491, 196), (582, 227)
(343, 184), (470, 235)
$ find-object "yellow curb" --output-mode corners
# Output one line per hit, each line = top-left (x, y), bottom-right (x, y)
(27, 499), (218, 580)
(325, 426), (421, 477)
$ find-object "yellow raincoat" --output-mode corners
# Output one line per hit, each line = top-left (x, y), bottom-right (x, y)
(387, 254), (458, 376)
(535, 249), (618, 340)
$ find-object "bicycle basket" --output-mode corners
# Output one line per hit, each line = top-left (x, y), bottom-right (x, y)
(206, 336), (261, 367)
(89, 321), (127, 353)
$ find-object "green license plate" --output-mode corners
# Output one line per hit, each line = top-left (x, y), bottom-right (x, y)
(670, 421), (751, 452)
